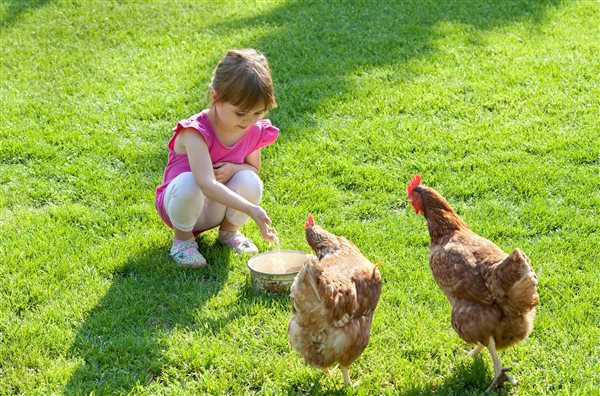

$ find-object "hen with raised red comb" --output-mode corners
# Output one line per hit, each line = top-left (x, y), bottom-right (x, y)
(406, 176), (538, 392)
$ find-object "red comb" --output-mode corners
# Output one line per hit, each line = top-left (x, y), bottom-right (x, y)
(407, 175), (421, 195)
(305, 214), (315, 229)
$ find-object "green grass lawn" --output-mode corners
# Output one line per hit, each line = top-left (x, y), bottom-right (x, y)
(1, 0), (599, 394)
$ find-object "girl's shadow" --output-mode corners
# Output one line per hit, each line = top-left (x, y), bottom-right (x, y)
(63, 238), (232, 395)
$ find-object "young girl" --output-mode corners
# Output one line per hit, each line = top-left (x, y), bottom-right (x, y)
(155, 49), (279, 267)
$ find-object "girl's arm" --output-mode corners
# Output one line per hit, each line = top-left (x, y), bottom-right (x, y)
(179, 128), (276, 242)
(213, 149), (260, 183)
(243, 149), (261, 172)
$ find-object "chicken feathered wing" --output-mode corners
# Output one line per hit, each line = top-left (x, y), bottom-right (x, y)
(429, 232), (503, 306)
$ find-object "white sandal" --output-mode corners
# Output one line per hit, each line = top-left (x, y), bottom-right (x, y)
(170, 239), (207, 267)
(219, 231), (258, 254)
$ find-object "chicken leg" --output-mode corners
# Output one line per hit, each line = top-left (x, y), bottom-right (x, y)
(468, 343), (485, 357)
(341, 366), (351, 386)
(485, 337), (519, 393)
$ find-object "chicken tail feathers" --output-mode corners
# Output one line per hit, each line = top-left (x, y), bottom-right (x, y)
(488, 248), (539, 316)
(372, 262), (382, 278)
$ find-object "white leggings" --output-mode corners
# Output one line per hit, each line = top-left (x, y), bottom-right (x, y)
(163, 170), (263, 233)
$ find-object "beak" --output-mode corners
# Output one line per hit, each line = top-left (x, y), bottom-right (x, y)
(406, 196), (423, 215)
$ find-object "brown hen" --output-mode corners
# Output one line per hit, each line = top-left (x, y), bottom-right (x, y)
(407, 175), (538, 392)
(288, 214), (382, 386)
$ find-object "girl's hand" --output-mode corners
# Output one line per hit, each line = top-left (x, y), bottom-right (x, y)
(250, 205), (278, 244)
(213, 162), (238, 184)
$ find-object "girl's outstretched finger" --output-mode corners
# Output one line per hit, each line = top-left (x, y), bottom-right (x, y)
(257, 222), (277, 243)
(266, 227), (278, 244)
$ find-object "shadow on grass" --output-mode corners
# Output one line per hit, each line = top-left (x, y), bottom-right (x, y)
(402, 357), (496, 395)
(63, 238), (232, 395)
(0, 0), (49, 29)
(207, 0), (559, 140)
(283, 357), (495, 395)
(279, 359), (494, 396)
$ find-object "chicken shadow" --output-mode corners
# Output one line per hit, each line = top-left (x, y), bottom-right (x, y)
(62, 237), (233, 395)
(280, 355), (495, 395)
(402, 356), (499, 395)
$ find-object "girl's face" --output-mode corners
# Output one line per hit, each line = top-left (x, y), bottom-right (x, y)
(211, 89), (266, 134)
(214, 102), (265, 133)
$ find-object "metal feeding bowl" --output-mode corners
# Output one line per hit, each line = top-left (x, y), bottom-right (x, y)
(247, 250), (313, 294)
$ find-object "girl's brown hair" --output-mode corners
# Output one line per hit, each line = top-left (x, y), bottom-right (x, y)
(209, 49), (276, 112)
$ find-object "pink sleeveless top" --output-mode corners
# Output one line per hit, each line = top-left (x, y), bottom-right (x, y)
(155, 110), (279, 228)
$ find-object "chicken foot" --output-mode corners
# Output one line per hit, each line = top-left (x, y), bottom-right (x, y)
(485, 337), (519, 393)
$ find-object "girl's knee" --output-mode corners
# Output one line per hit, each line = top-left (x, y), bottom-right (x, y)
(229, 170), (263, 201)
(165, 172), (204, 230)
(169, 173), (202, 202)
